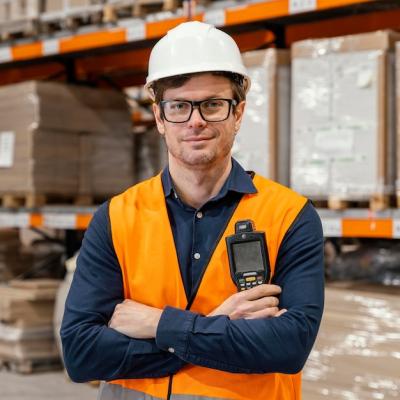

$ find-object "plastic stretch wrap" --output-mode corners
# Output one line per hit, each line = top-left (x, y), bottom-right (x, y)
(303, 285), (400, 399)
(134, 127), (167, 183)
(291, 31), (399, 200)
(234, 48), (290, 185)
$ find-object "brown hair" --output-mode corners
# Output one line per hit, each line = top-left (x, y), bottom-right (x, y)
(151, 71), (246, 104)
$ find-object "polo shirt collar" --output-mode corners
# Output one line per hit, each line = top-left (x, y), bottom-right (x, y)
(161, 158), (257, 200)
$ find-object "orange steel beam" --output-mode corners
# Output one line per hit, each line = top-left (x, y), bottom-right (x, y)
(342, 218), (393, 238)
(286, 8), (400, 45)
(76, 214), (93, 230)
(317, 0), (374, 9)
(0, 63), (64, 86)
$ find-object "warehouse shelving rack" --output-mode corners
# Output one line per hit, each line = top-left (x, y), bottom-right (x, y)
(1, 0), (400, 238)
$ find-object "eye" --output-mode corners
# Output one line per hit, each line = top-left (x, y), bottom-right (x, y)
(169, 101), (190, 111)
(203, 99), (224, 109)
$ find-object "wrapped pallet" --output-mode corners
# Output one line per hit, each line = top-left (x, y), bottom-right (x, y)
(0, 81), (134, 206)
(303, 284), (400, 399)
(44, 0), (102, 13)
(291, 31), (399, 209)
(396, 42), (400, 206)
(234, 48), (290, 186)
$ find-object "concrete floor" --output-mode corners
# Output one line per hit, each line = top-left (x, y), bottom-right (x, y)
(0, 370), (98, 400)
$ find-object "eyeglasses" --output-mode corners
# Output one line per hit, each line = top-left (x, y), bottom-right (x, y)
(160, 98), (238, 123)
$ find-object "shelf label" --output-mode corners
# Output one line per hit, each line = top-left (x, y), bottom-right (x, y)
(43, 39), (60, 56)
(0, 213), (30, 228)
(289, 0), (316, 14)
(393, 220), (400, 238)
(0, 132), (15, 168)
(0, 47), (12, 63)
(204, 10), (225, 26)
(43, 213), (77, 229)
(125, 21), (146, 42)
(322, 218), (342, 237)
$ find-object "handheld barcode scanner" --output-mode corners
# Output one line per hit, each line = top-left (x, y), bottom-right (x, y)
(226, 220), (270, 291)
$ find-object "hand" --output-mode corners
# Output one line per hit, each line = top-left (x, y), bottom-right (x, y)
(208, 284), (287, 320)
(108, 299), (162, 339)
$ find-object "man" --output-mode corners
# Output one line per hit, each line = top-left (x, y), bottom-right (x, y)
(61, 21), (324, 400)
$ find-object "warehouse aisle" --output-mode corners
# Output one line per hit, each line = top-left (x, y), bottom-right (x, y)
(0, 370), (98, 400)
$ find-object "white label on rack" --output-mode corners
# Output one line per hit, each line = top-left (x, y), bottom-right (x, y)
(321, 218), (342, 237)
(0, 213), (29, 228)
(0, 47), (12, 63)
(392, 220), (400, 238)
(43, 213), (77, 229)
(125, 21), (146, 42)
(204, 10), (225, 26)
(43, 39), (60, 56)
(289, 0), (316, 14)
(0, 132), (15, 168)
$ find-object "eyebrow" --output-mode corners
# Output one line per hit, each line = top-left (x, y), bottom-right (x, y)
(164, 96), (225, 101)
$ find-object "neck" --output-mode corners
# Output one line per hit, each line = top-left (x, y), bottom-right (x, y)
(168, 157), (232, 209)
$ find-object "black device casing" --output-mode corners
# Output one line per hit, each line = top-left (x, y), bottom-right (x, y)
(225, 221), (270, 291)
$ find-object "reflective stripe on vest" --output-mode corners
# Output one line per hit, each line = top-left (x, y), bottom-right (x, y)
(105, 173), (307, 400)
(99, 382), (232, 400)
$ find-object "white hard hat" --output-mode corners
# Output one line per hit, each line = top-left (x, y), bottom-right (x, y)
(145, 21), (251, 99)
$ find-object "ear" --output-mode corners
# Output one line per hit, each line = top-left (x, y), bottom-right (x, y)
(233, 101), (246, 132)
(153, 103), (165, 135)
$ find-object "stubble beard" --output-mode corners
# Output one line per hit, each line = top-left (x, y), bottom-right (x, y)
(168, 137), (234, 168)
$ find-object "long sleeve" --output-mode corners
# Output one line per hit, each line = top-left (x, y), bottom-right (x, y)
(155, 202), (324, 374)
(61, 202), (186, 383)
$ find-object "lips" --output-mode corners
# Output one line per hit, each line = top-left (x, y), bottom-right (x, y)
(184, 136), (213, 142)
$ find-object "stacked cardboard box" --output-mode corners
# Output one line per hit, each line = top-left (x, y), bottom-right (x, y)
(0, 0), (41, 23)
(0, 81), (134, 201)
(0, 230), (34, 282)
(291, 31), (400, 205)
(235, 48), (290, 186)
(0, 279), (61, 372)
(303, 284), (400, 399)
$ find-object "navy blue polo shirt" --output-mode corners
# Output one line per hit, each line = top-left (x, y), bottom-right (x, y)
(162, 159), (256, 299)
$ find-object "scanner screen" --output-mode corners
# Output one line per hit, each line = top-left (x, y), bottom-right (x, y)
(232, 241), (264, 272)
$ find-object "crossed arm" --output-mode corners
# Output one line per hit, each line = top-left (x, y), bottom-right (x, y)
(61, 201), (324, 382)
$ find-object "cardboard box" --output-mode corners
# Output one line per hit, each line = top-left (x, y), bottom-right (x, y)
(0, 81), (134, 199)
(44, 0), (65, 13)
(10, 0), (41, 21)
(290, 30), (399, 201)
(233, 49), (290, 186)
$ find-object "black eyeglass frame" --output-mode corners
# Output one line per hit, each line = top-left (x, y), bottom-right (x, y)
(159, 98), (238, 123)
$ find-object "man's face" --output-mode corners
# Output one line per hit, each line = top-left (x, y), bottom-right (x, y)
(153, 73), (245, 168)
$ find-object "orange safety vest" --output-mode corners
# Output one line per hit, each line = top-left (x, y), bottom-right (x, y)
(101, 173), (307, 400)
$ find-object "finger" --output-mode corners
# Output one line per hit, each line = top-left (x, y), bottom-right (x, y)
(249, 296), (279, 310)
(240, 284), (282, 301)
(274, 309), (287, 317)
(244, 307), (279, 319)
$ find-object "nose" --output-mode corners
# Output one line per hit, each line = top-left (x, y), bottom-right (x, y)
(187, 106), (207, 128)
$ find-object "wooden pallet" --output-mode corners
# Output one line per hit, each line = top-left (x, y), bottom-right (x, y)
(0, 193), (95, 208)
(103, 0), (179, 22)
(312, 194), (392, 211)
(0, 19), (39, 42)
